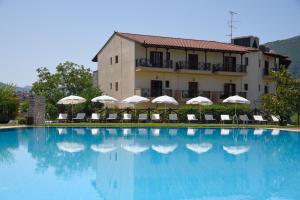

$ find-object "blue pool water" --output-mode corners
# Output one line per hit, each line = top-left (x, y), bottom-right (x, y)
(0, 127), (300, 200)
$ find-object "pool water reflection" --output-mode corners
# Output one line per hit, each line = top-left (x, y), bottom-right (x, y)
(0, 127), (300, 200)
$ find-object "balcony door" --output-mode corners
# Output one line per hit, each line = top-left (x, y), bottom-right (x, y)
(224, 57), (236, 71)
(188, 54), (198, 69)
(224, 83), (236, 98)
(150, 51), (163, 67)
(151, 80), (162, 97)
(188, 82), (198, 98)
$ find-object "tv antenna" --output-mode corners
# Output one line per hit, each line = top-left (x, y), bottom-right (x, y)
(227, 11), (238, 42)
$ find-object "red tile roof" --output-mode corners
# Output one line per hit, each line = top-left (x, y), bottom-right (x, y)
(92, 32), (257, 62)
(117, 32), (256, 52)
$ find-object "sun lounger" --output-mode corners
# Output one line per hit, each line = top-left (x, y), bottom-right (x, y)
(57, 113), (68, 122)
(107, 113), (118, 122)
(151, 114), (160, 122)
(90, 113), (100, 122)
(169, 114), (178, 122)
(270, 115), (280, 124)
(73, 113), (86, 122)
(204, 114), (217, 123)
(239, 114), (251, 124)
(220, 115), (231, 124)
(187, 114), (198, 122)
(138, 114), (148, 122)
(123, 113), (132, 122)
(253, 115), (267, 124)
(7, 120), (18, 125)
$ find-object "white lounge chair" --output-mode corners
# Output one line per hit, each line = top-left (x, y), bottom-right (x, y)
(57, 113), (68, 122)
(123, 113), (132, 122)
(271, 115), (280, 124)
(90, 113), (100, 122)
(239, 114), (251, 124)
(253, 115), (267, 124)
(169, 114), (178, 122)
(107, 113), (118, 122)
(187, 114), (198, 122)
(138, 114), (148, 122)
(73, 113), (86, 122)
(204, 114), (217, 123)
(220, 115), (231, 124)
(151, 114), (160, 122)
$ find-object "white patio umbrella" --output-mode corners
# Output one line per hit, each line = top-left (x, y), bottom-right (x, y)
(223, 95), (250, 123)
(123, 95), (150, 118)
(91, 95), (118, 121)
(57, 95), (86, 122)
(186, 96), (213, 120)
(152, 95), (178, 117)
(91, 95), (118, 103)
(57, 142), (85, 153)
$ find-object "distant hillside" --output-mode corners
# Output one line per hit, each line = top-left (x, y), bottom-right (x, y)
(0, 82), (31, 92)
(265, 35), (300, 77)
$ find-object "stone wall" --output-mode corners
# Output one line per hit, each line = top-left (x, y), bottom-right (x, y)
(28, 95), (46, 124)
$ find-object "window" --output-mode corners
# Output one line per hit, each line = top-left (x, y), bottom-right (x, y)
(115, 55), (118, 64)
(259, 59), (261, 68)
(264, 85), (269, 94)
(110, 83), (112, 90)
(244, 84), (248, 91)
(110, 57), (113, 65)
(166, 52), (170, 61)
(165, 80), (170, 88)
(244, 57), (249, 66)
(115, 82), (118, 91)
(258, 84), (261, 92)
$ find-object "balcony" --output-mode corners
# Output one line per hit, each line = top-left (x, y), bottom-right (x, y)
(136, 58), (174, 73)
(212, 63), (247, 76)
(136, 88), (173, 98)
(263, 67), (279, 79)
(175, 61), (212, 74)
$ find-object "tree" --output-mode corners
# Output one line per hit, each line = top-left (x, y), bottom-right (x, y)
(32, 62), (101, 119)
(0, 84), (19, 123)
(262, 69), (300, 125)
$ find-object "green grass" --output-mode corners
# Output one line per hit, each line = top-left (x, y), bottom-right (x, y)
(36, 123), (300, 129)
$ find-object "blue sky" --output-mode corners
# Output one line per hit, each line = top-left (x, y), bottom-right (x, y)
(1, 0), (300, 86)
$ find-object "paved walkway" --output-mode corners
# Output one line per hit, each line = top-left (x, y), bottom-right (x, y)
(0, 125), (27, 129)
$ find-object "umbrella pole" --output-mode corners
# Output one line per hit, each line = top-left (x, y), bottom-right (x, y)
(199, 105), (202, 122)
(71, 104), (73, 123)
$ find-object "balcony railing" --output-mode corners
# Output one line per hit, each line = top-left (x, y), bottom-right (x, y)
(175, 61), (211, 71)
(136, 58), (173, 69)
(181, 90), (211, 99)
(263, 67), (279, 76)
(212, 63), (247, 73)
(141, 88), (173, 97)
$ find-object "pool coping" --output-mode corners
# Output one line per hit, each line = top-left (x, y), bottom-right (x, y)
(0, 125), (299, 132)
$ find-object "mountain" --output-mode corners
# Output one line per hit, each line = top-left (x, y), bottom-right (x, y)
(0, 82), (31, 92)
(265, 35), (300, 77)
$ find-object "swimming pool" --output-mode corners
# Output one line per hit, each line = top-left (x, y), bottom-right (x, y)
(0, 127), (300, 200)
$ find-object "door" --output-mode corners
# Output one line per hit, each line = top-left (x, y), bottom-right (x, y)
(188, 82), (198, 98)
(150, 51), (163, 67)
(224, 57), (236, 71)
(188, 54), (198, 69)
(224, 83), (236, 98)
(264, 61), (269, 75)
(151, 80), (162, 97)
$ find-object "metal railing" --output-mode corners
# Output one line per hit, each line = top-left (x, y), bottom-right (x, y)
(141, 88), (173, 97)
(181, 90), (211, 99)
(136, 58), (173, 69)
(212, 63), (247, 73)
(175, 61), (211, 71)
